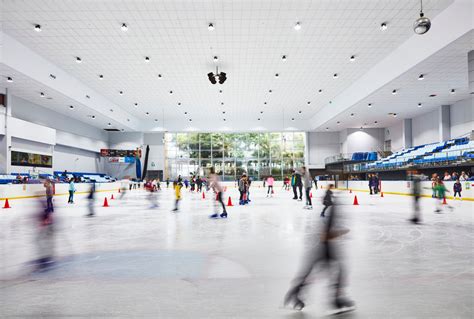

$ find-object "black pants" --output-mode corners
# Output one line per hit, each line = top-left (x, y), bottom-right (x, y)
(305, 187), (312, 206)
(321, 204), (330, 216)
(292, 186), (298, 199)
(239, 190), (246, 201)
(298, 185), (303, 199)
(46, 196), (54, 212)
(68, 191), (74, 203)
(267, 186), (273, 194)
(369, 186), (373, 195)
(454, 191), (461, 197)
(216, 192), (227, 213)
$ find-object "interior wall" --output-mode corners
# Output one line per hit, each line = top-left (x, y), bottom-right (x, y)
(105, 132), (145, 179)
(10, 137), (54, 174)
(307, 132), (340, 168)
(450, 97), (474, 138)
(53, 144), (105, 173)
(385, 121), (403, 151)
(342, 128), (385, 154)
(412, 109), (439, 145)
(144, 132), (164, 171)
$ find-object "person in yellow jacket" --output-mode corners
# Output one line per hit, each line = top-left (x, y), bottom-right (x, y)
(172, 180), (183, 212)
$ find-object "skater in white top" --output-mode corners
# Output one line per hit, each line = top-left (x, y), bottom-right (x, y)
(209, 168), (228, 218)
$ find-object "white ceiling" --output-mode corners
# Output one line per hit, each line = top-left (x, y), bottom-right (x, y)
(1, 0), (471, 132)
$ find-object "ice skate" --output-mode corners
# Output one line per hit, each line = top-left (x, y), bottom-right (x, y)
(220, 212), (228, 218)
(329, 297), (356, 315)
(209, 213), (219, 218)
(283, 288), (305, 311)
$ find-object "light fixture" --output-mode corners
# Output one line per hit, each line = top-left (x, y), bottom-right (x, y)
(145, 56), (150, 62)
(374, 121), (378, 124)
(291, 118), (295, 121)
(110, 109), (114, 112)
(69, 105), (74, 109)
(119, 91), (123, 95)
(34, 24), (42, 32)
(178, 102), (181, 106)
(393, 113), (398, 117)
(145, 112), (150, 115)
(169, 90), (173, 94)
(326, 127), (329, 131)
(189, 119), (192, 122)
(213, 56), (218, 62)
(392, 89), (397, 95)
(6, 77), (13, 82)
(85, 95), (90, 99)
(350, 113), (355, 117)
(158, 74), (162, 78)
(368, 103), (372, 108)
(258, 118), (261, 121)
(154, 119), (158, 122)
(127, 119), (130, 122)
(282, 55), (287, 61)
(337, 121), (341, 125)
(418, 102), (422, 107)
(350, 55), (356, 62)
(264, 102), (267, 105)
(275, 73), (279, 78)
(76, 56), (82, 63)
(380, 22), (388, 31)
(108, 123), (111, 126)
(307, 101), (311, 104)
(294, 22), (301, 30)
(40, 92), (45, 97)
(429, 94), (437, 97)
(333, 73), (338, 79)
(413, 0), (431, 35)
(91, 115), (96, 119)
(134, 103), (138, 107)
(450, 89), (456, 94)
(318, 89), (323, 94)
(418, 74), (424, 80)
(260, 111), (263, 114)
(208, 23), (215, 31)
(223, 119), (226, 121)
(299, 111), (302, 114)
(121, 23), (128, 32)
(219, 90), (223, 93)
(223, 111), (226, 114)
(185, 112), (188, 115)
(99, 74), (104, 79)
(269, 89), (272, 93)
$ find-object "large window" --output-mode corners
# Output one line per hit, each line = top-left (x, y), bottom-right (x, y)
(164, 132), (305, 181)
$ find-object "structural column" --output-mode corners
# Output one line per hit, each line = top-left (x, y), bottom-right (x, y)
(439, 105), (451, 142)
(0, 89), (13, 174)
(468, 50), (474, 94)
(402, 119), (413, 149)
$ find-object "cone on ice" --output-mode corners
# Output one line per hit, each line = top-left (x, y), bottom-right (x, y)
(310, 192), (313, 198)
(380, 192), (384, 198)
(202, 192), (206, 199)
(118, 188), (121, 193)
(227, 196), (233, 207)
(349, 189), (352, 194)
(111, 194), (115, 200)
(442, 197), (447, 205)
(103, 197), (109, 207)
(353, 195), (359, 205)
(3, 198), (11, 209)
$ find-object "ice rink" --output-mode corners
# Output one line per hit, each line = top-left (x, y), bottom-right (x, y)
(1, 185), (473, 318)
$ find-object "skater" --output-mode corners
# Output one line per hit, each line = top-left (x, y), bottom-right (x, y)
(44, 179), (54, 213)
(86, 182), (96, 217)
(196, 176), (203, 192)
(190, 175), (196, 192)
(373, 174), (379, 194)
(313, 176), (318, 190)
(283, 176), (290, 190)
(209, 168), (228, 218)
(238, 174), (248, 205)
(68, 178), (76, 204)
(246, 176), (252, 203)
(368, 174), (374, 195)
(284, 194), (354, 313)
(35, 196), (55, 272)
(431, 174), (438, 198)
(302, 167), (313, 209)
(145, 179), (158, 208)
(434, 180), (453, 213)
(266, 175), (275, 197)
(291, 170), (303, 200)
(320, 184), (334, 217)
(453, 179), (462, 200)
(166, 177), (170, 188)
(409, 173), (422, 224)
(172, 180), (183, 212)
(184, 178), (189, 189)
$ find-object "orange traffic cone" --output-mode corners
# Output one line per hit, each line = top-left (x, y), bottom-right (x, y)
(3, 198), (11, 209)
(310, 192), (313, 198)
(353, 195), (359, 205)
(380, 192), (384, 198)
(216, 193), (219, 201)
(349, 189), (352, 194)
(227, 196), (233, 207)
(118, 188), (121, 193)
(103, 197), (109, 207)
(442, 197), (447, 205)
(202, 192), (206, 199)
(111, 194), (115, 200)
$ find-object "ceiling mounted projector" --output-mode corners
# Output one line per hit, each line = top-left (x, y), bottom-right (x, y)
(208, 67), (227, 85)
(413, 0), (431, 35)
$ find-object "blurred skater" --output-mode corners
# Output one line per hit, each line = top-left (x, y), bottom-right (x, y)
(44, 179), (54, 213)
(86, 181), (96, 217)
(291, 170), (303, 200)
(238, 174), (248, 205)
(302, 167), (313, 209)
(172, 180), (183, 212)
(166, 177), (170, 188)
(34, 196), (55, 271)
(320, 184), (334, 217)
(284, 196), (355, 313)
(209, 168), (228, 218)
(283, 176), (290, 190)
(409, 173), (422, 224)
(453, 179), (462, 201)
(68, 178), (76, 204)
(434, 180), (453, 213)
(145, 179), (159, 208)
(266, 175), (274, 198)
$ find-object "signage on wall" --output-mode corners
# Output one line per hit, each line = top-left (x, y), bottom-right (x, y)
(108, 157), (135, 163)
(100, 149), (141, 158)
(11, 150), (53, 168)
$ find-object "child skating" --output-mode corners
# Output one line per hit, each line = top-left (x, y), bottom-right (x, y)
(320, 184), (334, 217)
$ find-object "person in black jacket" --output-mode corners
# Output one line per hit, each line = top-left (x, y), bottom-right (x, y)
(321, 184), (334, 217)
(291, 170), (303, 200)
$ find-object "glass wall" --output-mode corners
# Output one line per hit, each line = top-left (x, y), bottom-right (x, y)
(164, 132), (305, 181)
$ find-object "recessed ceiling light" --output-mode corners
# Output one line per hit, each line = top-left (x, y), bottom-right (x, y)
(121, 23), (128, 32)
(208, 23), (215, 31)
(119, 91), (123, 95)
(299, 111), (302, 114)
(223, 119), (226, 121)
(260, 111), (263, 114)
(213, 56), (218, 62)
(184, 112), (188, 115)
(85, 95), (90, 99)
(178, 102), (181, 106)
(221, 102), (224, 105)
(110, 109), (114, 112)
(99, 74), (104, 79)
(91, 115), (96, 119)
(291, 118), (295, 121)
(368, 103), (372, 108)
(145, 112), (149, 115)
(418, 74), (424, 80)
(282, 55), (287, 61)
(318, 89), (323, 94)
(219, 90), (223, 93)
(76, 56), (82, 63)
(6, 77), (13, 82)
(269, 90), (272, 93)
(154, 119), (158, 122)
(429, 94), (437, 97)
(264, 102), (267, 105)
(380, 22), (388, 31)
(393, 113), (397, 117)
(69, 105), (74, 109)
(145, 56), (150, 62)
(189, 119), (192, 122)
(275, 73), (279, 78)
(307, 101), (311, 104)
(337, 121), (340, 124)
(450, 89), (456, 94)
(392, 89), (397, 95)
(158, 74), (162, 78)
(222, 111), (226, 114)
(350, 113), (355, 117)
(294, 22), (301, 30)
(418, 102), (422, 107)
(374, 121), (378, 124)
(108, 123), (111, 126)
(134, 103), (138, 107)
(350, 55), (356, 61)
(333, 73), (338, 78)
(127, 119), (130, 122)
(169, 90), (173, 94)
(40, 92), (45, 97)
(326, 127), (329, 131)
(258, 118), (261, 121)
(34, 24), (42, 32)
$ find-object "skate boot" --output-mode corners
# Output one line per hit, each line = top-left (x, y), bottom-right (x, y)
(210, 213), (219, 218)
(284, 287), (305, 311)
(332, 296), (355, 314)
(220, 212), (228, 218)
